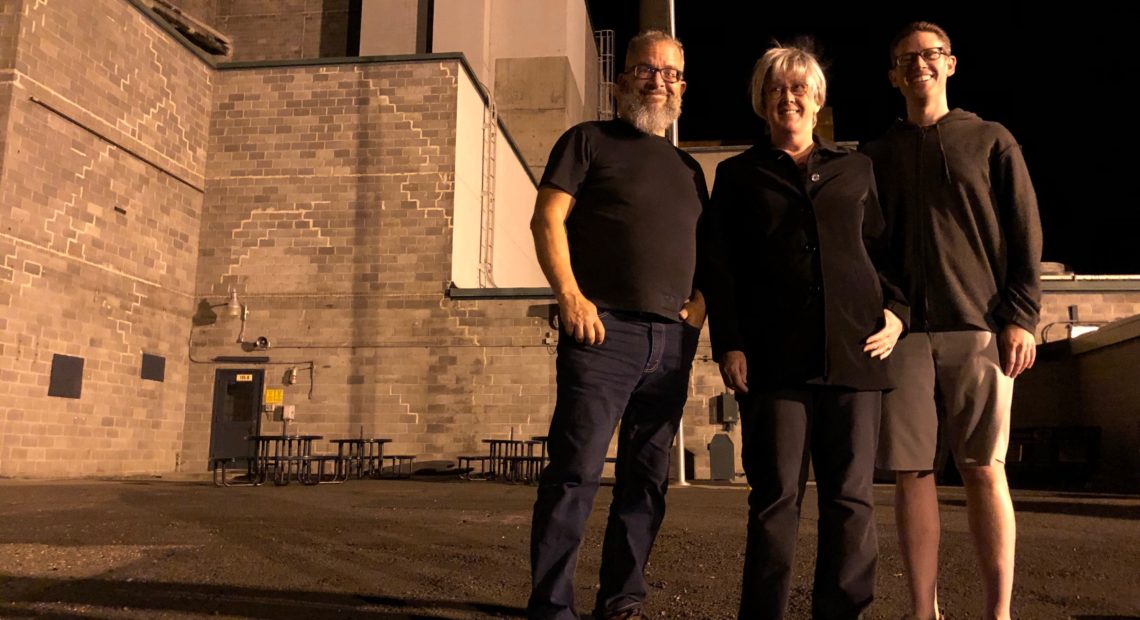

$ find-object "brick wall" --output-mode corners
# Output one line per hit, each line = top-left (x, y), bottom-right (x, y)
(216, 0), (351, 62)
(163, 0), (216, 27)
(0, 0), (211, 476)
(1038, 291), (1140, 342)
(187, 59), (466, 469)
(0, 0), (18, 67)
(0, 0), (21, 174)
(184, 57), (733, 477)
(0, 0), (735, 479)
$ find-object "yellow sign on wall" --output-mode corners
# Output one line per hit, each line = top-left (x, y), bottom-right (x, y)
(264, 388), (284, 405)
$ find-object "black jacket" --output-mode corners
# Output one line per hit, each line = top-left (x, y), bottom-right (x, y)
(862, 109), (1042, 333)
(704, 138), (909, 391)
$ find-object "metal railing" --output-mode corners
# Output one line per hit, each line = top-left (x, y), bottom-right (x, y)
(595, 29), (615, 120)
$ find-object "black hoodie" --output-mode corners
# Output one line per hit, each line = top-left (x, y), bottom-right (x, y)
(864, 109), (1042, 334)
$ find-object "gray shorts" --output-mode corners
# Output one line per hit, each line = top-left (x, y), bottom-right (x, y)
(877, 330), (1013, 471)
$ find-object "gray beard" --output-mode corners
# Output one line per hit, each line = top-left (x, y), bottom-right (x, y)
(617, 90), (681, 136)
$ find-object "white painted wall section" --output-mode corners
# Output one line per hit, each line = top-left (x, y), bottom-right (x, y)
(491, 137), (543, 287)
(451, 68), (485, 288)
(433, 0), (493, 88)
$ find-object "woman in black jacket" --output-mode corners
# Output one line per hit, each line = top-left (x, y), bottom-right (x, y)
(703, 44), (908, 620)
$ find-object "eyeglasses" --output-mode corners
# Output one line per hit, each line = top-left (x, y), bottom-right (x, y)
(626, 64), (684, 83)
(766, 83), (809, 98)
(894, 47), (949, 67)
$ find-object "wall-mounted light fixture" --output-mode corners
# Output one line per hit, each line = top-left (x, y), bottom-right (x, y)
(198, 290), (270, 351)
(225, 289), (251, 344)
(226, 289), (244, 318)
(193, 289), (248, 328)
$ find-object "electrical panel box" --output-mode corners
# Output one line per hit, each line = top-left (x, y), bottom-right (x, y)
(712, 392), (739, 424)
(708, 433), (736, 481)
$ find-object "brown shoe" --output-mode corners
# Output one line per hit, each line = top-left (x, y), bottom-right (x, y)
(597, 602), (643, 619)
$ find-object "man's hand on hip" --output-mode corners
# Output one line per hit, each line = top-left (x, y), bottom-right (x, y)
(999, 324), (1036, 379)
(558, 292), (605, 345)
(679, 289), (706, 329)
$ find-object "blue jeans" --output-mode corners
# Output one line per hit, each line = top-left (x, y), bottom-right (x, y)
(528, 311), (700, 619)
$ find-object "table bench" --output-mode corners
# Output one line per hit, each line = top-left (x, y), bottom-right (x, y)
(382, 455), (416, 479)
(211, 457), (255, 487)
(456, 455), (490, 480)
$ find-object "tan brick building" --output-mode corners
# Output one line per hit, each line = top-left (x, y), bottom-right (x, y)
(0, 0), (712, 479)
(1, 0), (1136, 486)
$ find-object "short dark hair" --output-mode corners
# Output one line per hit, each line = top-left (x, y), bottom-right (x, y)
(625, 30), (684, 70)
(889, 21), (952, 63)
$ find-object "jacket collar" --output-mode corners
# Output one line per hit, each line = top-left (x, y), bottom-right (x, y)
(748, 134), (846, 162)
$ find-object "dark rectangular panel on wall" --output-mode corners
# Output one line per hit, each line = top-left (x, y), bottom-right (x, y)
(347, 0), (361, 56)
(48, 354), (84, 399)
(141, 353), (166, 382)
(418, 0), (434, 53)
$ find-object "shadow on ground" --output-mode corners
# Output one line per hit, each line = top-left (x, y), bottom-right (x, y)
(1, 576), (527, 619)
(941, 497), (1140, 520)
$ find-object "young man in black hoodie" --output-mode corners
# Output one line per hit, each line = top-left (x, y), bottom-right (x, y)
(864, 22), (1042, 620)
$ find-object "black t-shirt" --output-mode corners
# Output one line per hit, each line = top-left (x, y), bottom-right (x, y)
(540, 120), (708, 320)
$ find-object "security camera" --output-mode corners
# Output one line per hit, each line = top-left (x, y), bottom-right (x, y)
(254, 336), (271, 350)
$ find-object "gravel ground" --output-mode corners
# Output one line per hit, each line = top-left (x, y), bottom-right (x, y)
(0, 476), (1137, 619)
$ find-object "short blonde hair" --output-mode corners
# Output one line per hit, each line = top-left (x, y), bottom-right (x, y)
(749, 45), (827, 120)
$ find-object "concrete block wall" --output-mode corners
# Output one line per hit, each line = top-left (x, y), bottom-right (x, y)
(494, 56), (583, 181)
(0, 0), (750, 481)
(163, 0), (217, 27)
(0, 0), (17, 177)
(186, 57), (732, 478)
(186, 58), (491, 469)
(1, 0), (18, 67)
(0, 0), (211, 476)
(215, 0), (351, 62)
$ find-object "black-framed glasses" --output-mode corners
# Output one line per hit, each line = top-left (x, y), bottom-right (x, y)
(894, 47), (949, 67)
(626, 64), (684, 83)
(766, 83), (809, 98)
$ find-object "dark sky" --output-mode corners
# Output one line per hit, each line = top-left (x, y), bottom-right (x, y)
(586, 2), (1134, 275)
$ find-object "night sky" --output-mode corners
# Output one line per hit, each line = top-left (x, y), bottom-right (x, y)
(585, 2), (1133, 275)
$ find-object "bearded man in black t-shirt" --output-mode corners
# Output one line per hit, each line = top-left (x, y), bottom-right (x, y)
(526, 30), (709, 620)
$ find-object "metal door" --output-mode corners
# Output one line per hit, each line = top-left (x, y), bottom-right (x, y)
(207, 369), (263, 468)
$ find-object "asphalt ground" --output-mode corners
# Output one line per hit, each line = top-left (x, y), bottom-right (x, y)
(0, 475), (1137, 619)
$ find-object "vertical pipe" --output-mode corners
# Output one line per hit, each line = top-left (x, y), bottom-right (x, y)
(668, 0), (687, 486)
(639, 0), (688, 485)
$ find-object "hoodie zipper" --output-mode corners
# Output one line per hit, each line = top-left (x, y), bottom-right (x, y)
(915, 126), (931, 330)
